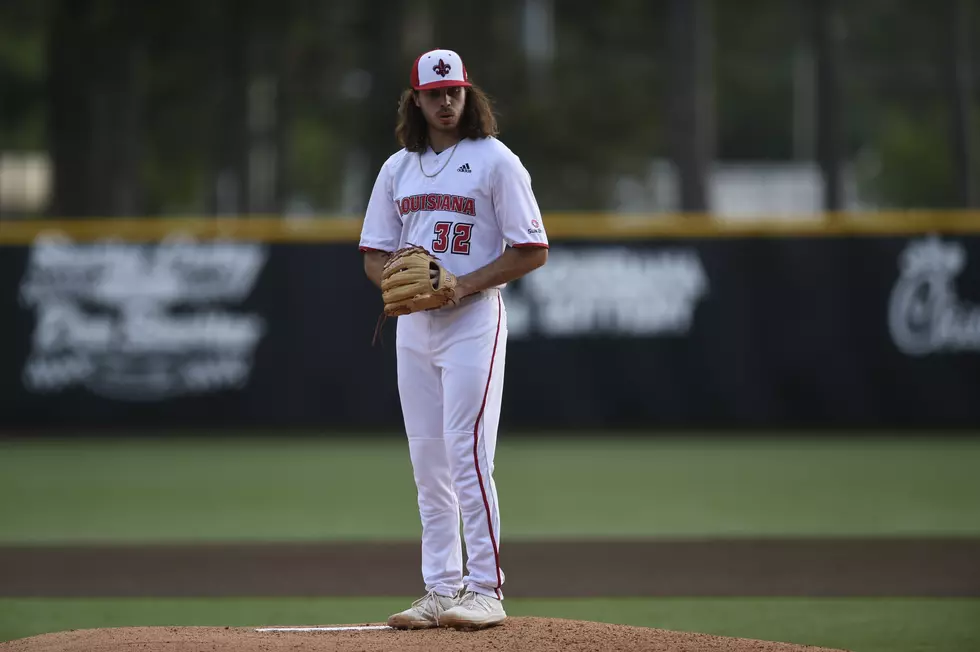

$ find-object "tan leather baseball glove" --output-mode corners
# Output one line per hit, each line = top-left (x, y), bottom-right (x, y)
(381, 245), (460, 316)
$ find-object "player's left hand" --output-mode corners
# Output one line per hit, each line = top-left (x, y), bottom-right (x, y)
(381, 245), (460, 316)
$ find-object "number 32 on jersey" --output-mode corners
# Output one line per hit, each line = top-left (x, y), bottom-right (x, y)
(432, 221), (473, 255)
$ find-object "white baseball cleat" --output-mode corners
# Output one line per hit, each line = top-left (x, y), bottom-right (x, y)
(386, 590), (459, 629)
(438, 590), (507, 630)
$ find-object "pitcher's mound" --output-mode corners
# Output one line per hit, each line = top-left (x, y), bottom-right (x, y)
(0, 617), (849, 652)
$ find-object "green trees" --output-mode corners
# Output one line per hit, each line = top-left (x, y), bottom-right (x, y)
(0, 0), (974, 217)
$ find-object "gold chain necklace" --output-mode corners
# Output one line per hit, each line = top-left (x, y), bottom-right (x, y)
(418, 140), (460, 178)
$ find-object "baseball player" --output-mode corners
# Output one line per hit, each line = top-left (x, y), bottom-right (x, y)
(359, 48), (549, 631)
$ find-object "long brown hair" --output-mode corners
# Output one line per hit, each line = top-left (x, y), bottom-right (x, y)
(395, 84), (499, 153)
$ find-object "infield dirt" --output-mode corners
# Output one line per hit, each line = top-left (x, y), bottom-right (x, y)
(3, 538), (978, 651)
(2, 538), (977, 597)
(0, 619), (851, 652)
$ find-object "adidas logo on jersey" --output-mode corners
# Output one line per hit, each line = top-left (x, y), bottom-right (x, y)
(457, 163), (472, 173)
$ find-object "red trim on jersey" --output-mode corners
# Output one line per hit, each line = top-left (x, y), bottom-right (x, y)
(472, 292), (504, 599)
(359, 246), (389, 253)
(511, 242), (549, 248)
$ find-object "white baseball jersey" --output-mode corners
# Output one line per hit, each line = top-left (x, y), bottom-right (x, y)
(358, 137), (549, 270)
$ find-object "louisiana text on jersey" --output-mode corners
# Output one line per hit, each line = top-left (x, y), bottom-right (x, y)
(398, 193), (477, 217)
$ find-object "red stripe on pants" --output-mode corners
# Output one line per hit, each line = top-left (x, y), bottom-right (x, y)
(471, 292), (503, 598)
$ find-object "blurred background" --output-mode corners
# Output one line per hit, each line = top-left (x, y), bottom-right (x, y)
(0, 0), (976, 218)
(1, 2), (979, 651)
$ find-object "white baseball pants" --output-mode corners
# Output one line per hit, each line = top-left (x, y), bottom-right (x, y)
(395, 288), (506, 600)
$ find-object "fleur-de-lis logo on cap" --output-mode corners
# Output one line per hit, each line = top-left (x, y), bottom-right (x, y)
(433, 59), (452, 77)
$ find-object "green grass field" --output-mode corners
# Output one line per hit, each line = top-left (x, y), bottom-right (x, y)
(2, 433), (979, 651)
(3, 435), (979, 542)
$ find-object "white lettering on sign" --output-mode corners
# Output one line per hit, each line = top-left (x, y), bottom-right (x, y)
(888, 235), (980, 356)
(19, 231), (268, 400)
(505, 247), (709, 338)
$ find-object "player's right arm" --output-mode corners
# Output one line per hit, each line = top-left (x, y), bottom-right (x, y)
(359, 158), (403, 289)
(363, 250), (389, 289)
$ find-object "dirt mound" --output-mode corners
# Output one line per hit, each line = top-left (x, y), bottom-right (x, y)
(0, 618), (848, 652)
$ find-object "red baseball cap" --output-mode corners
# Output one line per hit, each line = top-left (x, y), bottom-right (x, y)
(411, 49), (472, 90)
